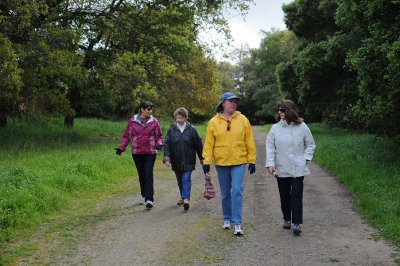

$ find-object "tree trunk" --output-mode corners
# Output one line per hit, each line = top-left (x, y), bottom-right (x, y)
(0, 114), (7, 127)
(64, 116), (74, 128)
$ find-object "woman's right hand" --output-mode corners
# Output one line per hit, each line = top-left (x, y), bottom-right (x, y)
(115, 148), (122, 155)
(202, 164), (210, 174)
(268, 166), (275, 175)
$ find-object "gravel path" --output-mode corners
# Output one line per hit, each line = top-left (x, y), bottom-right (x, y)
(42, 127), (398, 265)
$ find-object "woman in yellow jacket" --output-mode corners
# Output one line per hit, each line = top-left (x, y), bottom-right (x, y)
(202, 92), (256, 235)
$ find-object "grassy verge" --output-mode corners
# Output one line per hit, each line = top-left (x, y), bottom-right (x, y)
(0, 115), (207, 264)
(0, 116), (188, 264)
(263, 123), (400, 249)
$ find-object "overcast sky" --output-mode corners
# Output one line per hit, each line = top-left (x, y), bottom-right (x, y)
(205, 0), (293, 62)
(228, 0), (293, 48)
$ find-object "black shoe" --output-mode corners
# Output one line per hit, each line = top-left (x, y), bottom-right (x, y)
(283, 220), (291, 229)
(183, 199), (189, 211)
(145, 200), (153, 209)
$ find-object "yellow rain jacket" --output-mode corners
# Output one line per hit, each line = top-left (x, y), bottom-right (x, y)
(202, 112), (256, 166)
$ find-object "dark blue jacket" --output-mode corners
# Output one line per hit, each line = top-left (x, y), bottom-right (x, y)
(163, 123), (203, 172)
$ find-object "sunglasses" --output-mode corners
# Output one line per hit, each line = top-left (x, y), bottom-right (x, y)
(227, 120), (231, 131)
(145, 107), (153, 111)
(278, 108), (285, 113)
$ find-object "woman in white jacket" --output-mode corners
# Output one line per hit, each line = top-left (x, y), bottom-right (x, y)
(266, 99), (316, 235)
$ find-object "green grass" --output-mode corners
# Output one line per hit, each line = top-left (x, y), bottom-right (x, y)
(263, 123), (400, 249)
(0, 116), (179, 264)
(5, 118), (398, 263)
(0, 115), (207, 264)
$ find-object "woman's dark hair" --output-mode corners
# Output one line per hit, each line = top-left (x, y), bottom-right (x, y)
(275, 99), (303, 125)
(136, 101), (154, 113)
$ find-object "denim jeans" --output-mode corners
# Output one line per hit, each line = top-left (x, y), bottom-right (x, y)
(132, 154), (156, 202)
(174, 170), (192, 200)
(215, 164), (246, 225)
(276, 176), (304, 224)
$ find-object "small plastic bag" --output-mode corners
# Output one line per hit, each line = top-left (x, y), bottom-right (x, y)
(203, 173), (216, 200)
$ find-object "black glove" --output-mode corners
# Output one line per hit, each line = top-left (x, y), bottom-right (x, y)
(115, 148), (122, 155)
(248, 163), (256, 174)
(155, 145), (163, 150)
(202, 164), (210, 174)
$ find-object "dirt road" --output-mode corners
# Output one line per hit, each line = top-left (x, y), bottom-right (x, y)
(43, 127), (398, 265)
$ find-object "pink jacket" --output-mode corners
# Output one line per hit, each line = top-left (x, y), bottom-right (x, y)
(118, 114), (163, 154)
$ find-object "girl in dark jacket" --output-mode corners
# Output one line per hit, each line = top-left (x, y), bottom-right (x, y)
(163, 107), (203, 211)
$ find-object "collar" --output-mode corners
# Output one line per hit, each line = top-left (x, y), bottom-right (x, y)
(218, 111), (241, 121)
(133, 114), (154, 125)
(278, 119), (291, 127)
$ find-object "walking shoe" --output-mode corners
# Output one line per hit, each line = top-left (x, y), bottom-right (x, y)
(183, 199), (190, 211)
(293, 224), (302, 234)
(145, 200), (153, 209)
(222, 220), (231, 229)
(233, 224), (243, 235)
(177, 198), (184, 205)
(139, 196), (145, 205)
(283, 220), (291, 229)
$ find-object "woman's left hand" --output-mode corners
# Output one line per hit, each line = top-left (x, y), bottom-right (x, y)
(248, 163), (256, 174)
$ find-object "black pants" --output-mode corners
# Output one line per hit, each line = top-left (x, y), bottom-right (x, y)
(132, 154), (156, 202)
(276, 176), (304, 224)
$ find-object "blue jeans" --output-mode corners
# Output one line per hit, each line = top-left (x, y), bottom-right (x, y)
(174, 170), (192, 200)
(276, 176), (304, 224)
(132, 154), (156, 202)
(215, 164), (246, 225)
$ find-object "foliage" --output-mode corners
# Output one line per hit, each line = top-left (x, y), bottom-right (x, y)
(0, 33), (23, 127)
(276, 0), (400, 138)
(227, 30), (301, 124)
(217, 62), (236, 93)
(163, 49), (222, 120)
(0, 0), (253, 127)
(283, 0), (339, 41)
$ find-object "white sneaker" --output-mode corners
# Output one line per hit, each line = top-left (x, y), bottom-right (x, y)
(233, 224), (243, 235)
(145, 200), (153, 209)
(222, 220), (231, 229)
(139, 196), (145, 205)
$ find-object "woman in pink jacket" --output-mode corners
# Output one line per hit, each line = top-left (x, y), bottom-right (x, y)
(115, 101), (163, 209)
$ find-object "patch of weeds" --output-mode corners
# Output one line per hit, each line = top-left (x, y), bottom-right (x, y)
(371, 232), (382, 241)
(328, 257), (340, 263)
(164, 215), (255, 265)
(164, 214), (243, 265)
(394, 256), (400, 266)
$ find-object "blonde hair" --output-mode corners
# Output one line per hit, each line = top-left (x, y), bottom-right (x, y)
(173, 107), (188, 119)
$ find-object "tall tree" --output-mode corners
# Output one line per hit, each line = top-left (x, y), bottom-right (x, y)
(0, 34), (23, 127)
(233, 30), (300, 124)
(283, 0), (339, 41)
(335, 0), (400, 136)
